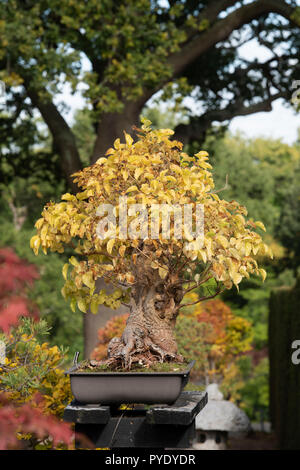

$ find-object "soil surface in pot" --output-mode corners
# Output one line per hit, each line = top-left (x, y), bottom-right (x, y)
(76, 359), (190, 373)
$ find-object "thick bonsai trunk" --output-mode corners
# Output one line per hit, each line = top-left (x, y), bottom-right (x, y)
(106, 283), (183, 369)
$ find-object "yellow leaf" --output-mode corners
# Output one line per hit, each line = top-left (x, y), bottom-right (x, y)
(166, 175), (177, 183)
(62, 264), (69, 280)
(216, 235), (228, 249)
(30, 235), (39, 250)
(119, 245), (126, 257)
(104, 182), (111, 195)
(255, 221), (266, 231)
(245, 242), (252, 256)
(151, 261), (159, 269)
(124, 131), (133, 146)
(61, 286), (66, 299)
(35, 218), (44, 230)
(232, 273), (243, 285)
(159, 266), (168, 279)
(134, 168), (144, 180)
(198, 250), (207, 263)
(30, 236), (40, 255)
(40, 225), (48, 241)
(125, 185), (138, 193)
(195, 151), (209, 158)
(122, 170), (129, 181)
(61, 193), (75, 201)
(77, 298), (87, 313)
(69, 256), (79, 266)
(70, 298), (76, 312)
(259, 268), (267, 282)
(90, 297), (99, 314)
(82, 273), (95, 290)
(107, 239), (115, 254)
(77, 191), (88, 200)
(114, 138), (121, 149)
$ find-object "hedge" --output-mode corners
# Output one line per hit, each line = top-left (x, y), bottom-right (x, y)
(269, 278), (300, 449)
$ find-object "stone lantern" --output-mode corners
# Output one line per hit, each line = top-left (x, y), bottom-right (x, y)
(194, 383), (251, 450)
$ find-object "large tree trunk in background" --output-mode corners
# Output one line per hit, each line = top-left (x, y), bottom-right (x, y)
(26, 87), (82, 192)
(91, 100), (145, 163)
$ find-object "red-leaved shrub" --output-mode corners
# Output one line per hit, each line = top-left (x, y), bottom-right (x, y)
(0, 248), (39, 332)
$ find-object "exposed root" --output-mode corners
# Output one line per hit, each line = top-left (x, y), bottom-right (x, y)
(99, 335), (184, 371)
(94, 281), (184, 370)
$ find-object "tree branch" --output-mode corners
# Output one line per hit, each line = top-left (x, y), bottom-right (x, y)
(179, 0), (240, 44)
(179, 286), (223, 309)
(182, 276), (213, 295)
(175, 90), (288, 145)
(168, 0), (296, 76)
(24, 85), (82, 191)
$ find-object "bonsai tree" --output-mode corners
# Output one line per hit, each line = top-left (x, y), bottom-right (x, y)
(30, 119), (270, 369)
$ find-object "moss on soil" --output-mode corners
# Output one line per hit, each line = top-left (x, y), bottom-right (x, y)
(76, 360), (190, 373)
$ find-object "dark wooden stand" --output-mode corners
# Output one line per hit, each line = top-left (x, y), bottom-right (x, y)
(63, 391), (207, 448)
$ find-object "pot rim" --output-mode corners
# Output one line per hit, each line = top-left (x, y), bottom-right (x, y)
(65, 359), (195, 377)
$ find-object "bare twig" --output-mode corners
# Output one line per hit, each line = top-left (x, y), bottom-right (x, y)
(210, 174), (229, 194)
(179, 286), (223, 309)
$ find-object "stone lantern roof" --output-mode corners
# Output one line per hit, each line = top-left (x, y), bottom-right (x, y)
(195, 383), (251, 433)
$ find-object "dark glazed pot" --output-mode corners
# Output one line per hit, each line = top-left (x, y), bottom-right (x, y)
(65, 360), (195, 405)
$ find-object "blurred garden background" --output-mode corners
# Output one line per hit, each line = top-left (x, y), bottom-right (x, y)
(0, 0), (299, 450)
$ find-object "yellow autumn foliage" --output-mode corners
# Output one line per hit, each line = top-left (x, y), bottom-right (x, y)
(30, 119), (271, 313)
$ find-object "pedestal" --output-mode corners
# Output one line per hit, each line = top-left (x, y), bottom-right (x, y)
(63, 391), (207, 449)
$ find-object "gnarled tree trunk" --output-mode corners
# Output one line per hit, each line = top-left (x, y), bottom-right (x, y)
(107, 283), (183, 369)
(105, 252), (185, 369)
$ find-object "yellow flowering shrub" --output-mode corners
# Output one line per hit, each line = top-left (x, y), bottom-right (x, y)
(0, 319), (72, 418)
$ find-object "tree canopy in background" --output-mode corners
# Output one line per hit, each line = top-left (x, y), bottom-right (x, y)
(0, 0), (299, 189)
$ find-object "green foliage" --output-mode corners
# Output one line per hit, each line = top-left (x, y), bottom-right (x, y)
(237, 357), (270, 421)
(0, 0), (298, 186)
(0, 317), (72, 417)
(0, 113), (65, 189)
(276, 168), (300, 274)
(0, 0), (186, 115)
(202, 132), (300, 236)
(72, 109), (96, 167)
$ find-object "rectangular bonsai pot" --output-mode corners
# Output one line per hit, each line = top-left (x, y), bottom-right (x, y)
(65, 360), (195, 405)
